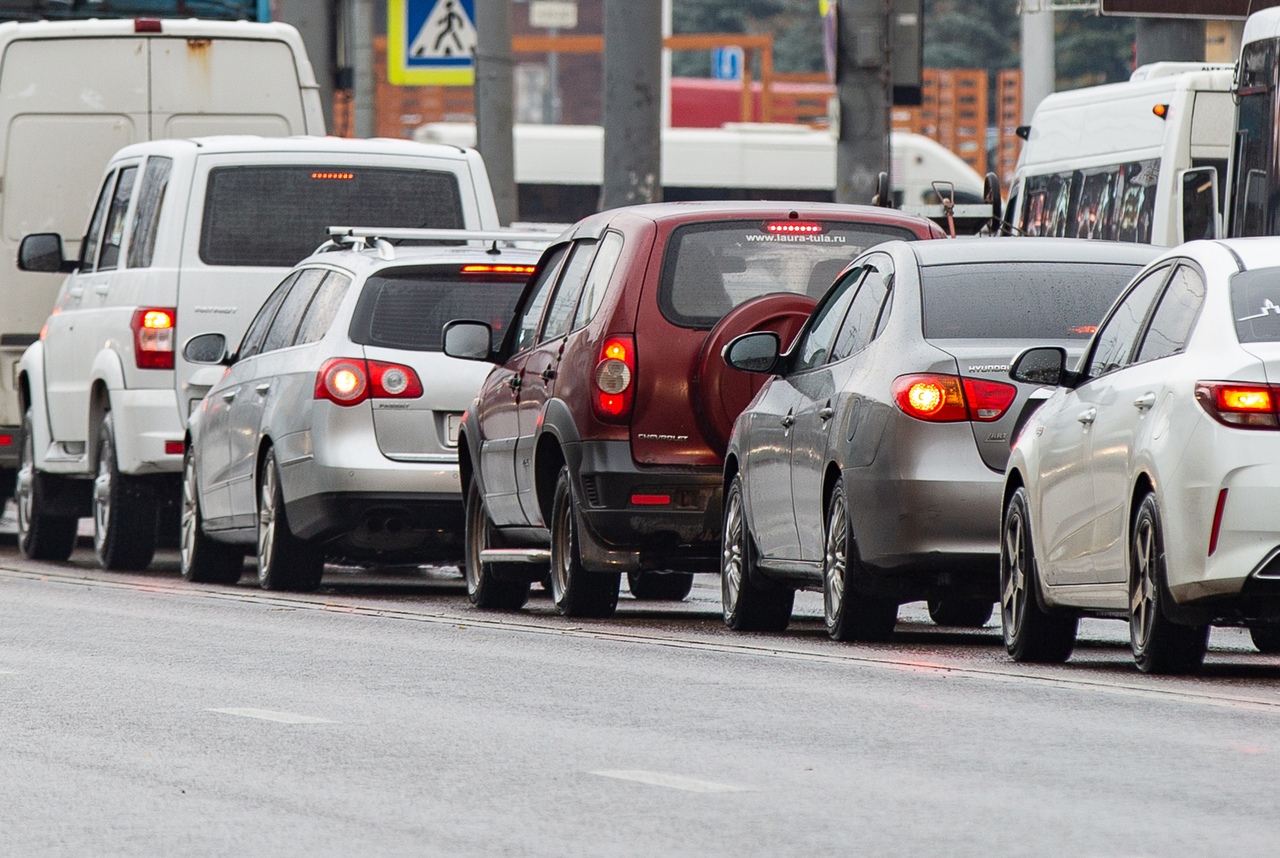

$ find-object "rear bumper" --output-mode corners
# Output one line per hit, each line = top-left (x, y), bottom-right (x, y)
(287, 491), (464, 560)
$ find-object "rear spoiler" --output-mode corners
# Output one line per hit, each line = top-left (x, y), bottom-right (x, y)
(318, 225), (563, 258)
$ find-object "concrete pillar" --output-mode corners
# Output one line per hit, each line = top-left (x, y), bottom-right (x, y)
(476, 0), (517, 225)
(834, 0), (890, 205)
(1020, 5), (1054, 123)
(600, 0), (663, 209)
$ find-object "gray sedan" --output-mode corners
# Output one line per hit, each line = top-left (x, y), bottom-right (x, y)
(181, 239), (540, 591)
(719, 238), (1158, 640)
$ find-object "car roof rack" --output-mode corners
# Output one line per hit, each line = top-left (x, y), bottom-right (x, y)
(317, 226), (561, 259)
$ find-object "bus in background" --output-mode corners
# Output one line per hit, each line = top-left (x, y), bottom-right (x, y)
(1008, 62), (1233, 246)
(414, 122), (986, 224)
(1231, 8), (1280, 238)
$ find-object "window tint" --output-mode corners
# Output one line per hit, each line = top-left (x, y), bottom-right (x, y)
(541, 240), (597, 342)
(514, 246), (567, 352)
(80, 172), (115, 271)
(1230, 267), (1280, 343)
(831, 261), (891, 361)
(262, 269), (327, 353)
(573, 231), (624, 330)
(1085, 265), (1170, 379)
(294, 273), (352, 346)
(238, 273), (297, 359)
(96, 165), (137, 271)
(920, 262), (1145, 341)
(659, 220), (920, 329)
(1232, 40), (1274, 237)
(792, 269), (862, 372)
(1135, 266), (1205, 363)
(1021, 160), (1160, 244)
(349, 267), (527, 352)
(127, 157), (171, 269)
(200, 166), (464, 267)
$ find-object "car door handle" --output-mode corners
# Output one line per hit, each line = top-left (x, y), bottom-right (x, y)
(540, 365), (556, 382)
(221, 390), (237, 402)
(781, 412), (795, 428)
(69, 286), (84, 298)
(255, 383), (271, 395)
(818, 406), (835, 421)
(1133, 392), (1156, 410)
(94, 283), (110, 295)
(1077, 407), (1097, 425)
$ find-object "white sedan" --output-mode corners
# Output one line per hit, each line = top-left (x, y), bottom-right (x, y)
(1002, 238), (1280, 674)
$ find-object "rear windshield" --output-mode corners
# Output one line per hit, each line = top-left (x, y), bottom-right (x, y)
(349, 266), (527, 352)
(659, 219), (920, 328)
(921, 262), (1143, 340)
(1231, 268), (1280, 343)
(201, 166), (464, 267)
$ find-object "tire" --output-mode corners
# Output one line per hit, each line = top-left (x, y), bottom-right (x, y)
(463, 476), (530, 610)
(1129, 493), (1208, 675)
(256, 448), (323, 592)
(15, 409), (78, 561)
(720, 474), (793, 632)
(823, 479), (897, 642)
(1001, 487), (1077, 663)
(549, 465), (619, 618)
(180, 451), (244, 585)
(93, 412), (158, 571)
(927, 597), (995, 628)
(1249, 624), (1280, 655)
(627, 571), (695, 601)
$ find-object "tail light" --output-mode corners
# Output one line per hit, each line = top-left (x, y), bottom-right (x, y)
(314, 358), (422, 406)
(892, 373), (1017, 423)
(131, 307), (175, 369)
(592, 335), (635, 422)
(1195, 381), (1280, 429)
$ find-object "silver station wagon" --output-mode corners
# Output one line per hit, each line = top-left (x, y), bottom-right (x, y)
(180, 228), (547, 591)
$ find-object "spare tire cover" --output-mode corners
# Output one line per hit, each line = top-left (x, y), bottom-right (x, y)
(694, 292), (817, 455)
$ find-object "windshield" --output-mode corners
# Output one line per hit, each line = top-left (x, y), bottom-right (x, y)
(920, 262), (1144, 340)
(658, 219), (920, 328)
(201, 166), (464, 267)
(349, 266), (528, 352)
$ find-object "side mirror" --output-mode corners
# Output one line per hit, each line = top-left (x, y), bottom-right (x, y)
(723, 331), (782, 374)
(1010, 346), (1068, 387)
(1178, 166), (1220, 242)
(443, 320), (494, 361)
(182, 333), (230, 365)
(19, 233), (74, 273)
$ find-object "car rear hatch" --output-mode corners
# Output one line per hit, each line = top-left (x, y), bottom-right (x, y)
(347, 261), (532, 461)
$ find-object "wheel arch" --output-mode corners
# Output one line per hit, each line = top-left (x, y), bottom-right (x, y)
(821, 462), (844, 521)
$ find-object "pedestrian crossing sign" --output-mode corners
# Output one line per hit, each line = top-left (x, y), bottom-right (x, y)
(388, 0), (477, 86)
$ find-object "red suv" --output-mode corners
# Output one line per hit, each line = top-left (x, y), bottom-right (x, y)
(444, 202), (943, 617)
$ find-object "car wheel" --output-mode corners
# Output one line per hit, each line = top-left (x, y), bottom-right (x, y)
(824, 479), (897, 642)
(463, 475), (530, 610)
(256, 448), (323, 592)
(1129, 493), (1208, 675)
(93, 412), (158, 571)
(1248, 624), (1280, 654)
(627, 571), (695, 601)
(927, 597), (994, 628)
(180, 450), (244, 585)
(15, 409), (77, 561)
(721, 474), (793, 632)
(1001, 487), (1077, 663)
(549, 465), (619, 618)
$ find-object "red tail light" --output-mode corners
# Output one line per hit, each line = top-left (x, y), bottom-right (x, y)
(132, 307), (175, 369)
(315, 358), (422, 406)
(1195, 381), (1280, 429)
(892, 374), (1017, 423)
(1208, 488), (1228, 556)
(593, 335), (635, 422)
(134, 18), (162, 32)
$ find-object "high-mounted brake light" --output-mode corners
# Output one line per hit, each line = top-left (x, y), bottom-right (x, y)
(593, 335), (635, 422)
(315, 358), (422, 406)
(131, 307), (175, 369)
(461, 264), (537, 275)
(134, 18), (162, 33)
(892, 374), (1016, 423)
(765, 221), (824, 235)
(311, 171), (354, 180)
(1195, 381), (1280, 429)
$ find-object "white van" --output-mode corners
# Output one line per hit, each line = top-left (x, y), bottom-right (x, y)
(1007, 63), (1234, 246)
(0, 18), (324, 490)
(15, 135), (501, 568)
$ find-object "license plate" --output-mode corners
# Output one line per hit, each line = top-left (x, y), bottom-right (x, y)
(446, 413), (462, 446)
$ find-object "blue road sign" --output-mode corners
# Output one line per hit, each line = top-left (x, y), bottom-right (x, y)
(711, 46), (744, 82)
(388, 0), (477, 86)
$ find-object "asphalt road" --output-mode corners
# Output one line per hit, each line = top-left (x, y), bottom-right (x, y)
(3, 540), (1280, 856)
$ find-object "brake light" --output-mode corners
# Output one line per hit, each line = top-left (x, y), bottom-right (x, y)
(593, 335), (635, 422)
(765, 221), (823, 234)
(892, 374), (1017, 423)
(134, 18), (162, 32)
(131, 307), (175, 369)
(461, 264), (537, 275)
(315, 358), (422, 406)
(311, 172), (354, 180)
(1195, 381), (1280, 429)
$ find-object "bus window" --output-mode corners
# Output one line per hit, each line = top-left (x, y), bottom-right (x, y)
(1232, 39), (1277, 237)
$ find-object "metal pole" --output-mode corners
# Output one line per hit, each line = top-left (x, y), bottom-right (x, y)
(1135, 18), (1205, 66)
(545, 27), (561, 124)
(1020, 3), (1054, 124)
(834, 0), (890, 205)
(476, 0), (517, 225)
(601, 0), (663, 209)
(351, 0), (375, 137)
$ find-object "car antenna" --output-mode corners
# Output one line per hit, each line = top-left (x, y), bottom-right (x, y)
(487, 240), (501, 255)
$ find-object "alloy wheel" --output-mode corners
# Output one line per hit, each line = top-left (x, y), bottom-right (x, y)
(16, 428), (34, 537)
(93, 439), (113, 553)
(180, 456), (198, 574)
(258, 464), (277, 583)
(721, 486), (745, 612)
(552, 488), (573, 599)
(823, 491), (848, 628)
(1130, 514), (1158, 654)
(1001, 506), (1028, 642)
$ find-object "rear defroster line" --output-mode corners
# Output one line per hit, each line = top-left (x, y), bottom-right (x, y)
(5, 566), (1280, 715)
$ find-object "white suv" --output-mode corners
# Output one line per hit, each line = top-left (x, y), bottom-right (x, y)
(16, 135), (501, 569)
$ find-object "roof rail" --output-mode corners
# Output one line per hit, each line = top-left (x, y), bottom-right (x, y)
(326, 226), (562, 244)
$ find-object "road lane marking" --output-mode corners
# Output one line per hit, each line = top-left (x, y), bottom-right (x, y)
(592, 770), (751, 793)
(207, 708), (334, 724)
